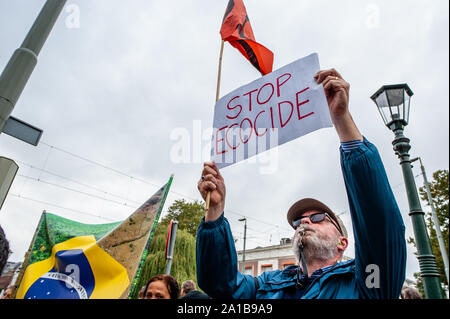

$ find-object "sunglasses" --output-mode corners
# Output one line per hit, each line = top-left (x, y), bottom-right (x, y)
(293, 212), (343, 236)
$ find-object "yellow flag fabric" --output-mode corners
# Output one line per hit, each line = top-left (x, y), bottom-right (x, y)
(16, 236), (129, 299)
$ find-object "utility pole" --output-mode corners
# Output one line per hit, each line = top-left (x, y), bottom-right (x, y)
(0, 0), (66, 211)
(239, 218), (247, 273)
(411, 157), (449, 285)
(390, 123), (443, 298)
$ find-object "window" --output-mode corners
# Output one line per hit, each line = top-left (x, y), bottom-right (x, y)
(261, 264), (273, 272)
(243, 266), (253, 275)
(282, 262), (295, 269)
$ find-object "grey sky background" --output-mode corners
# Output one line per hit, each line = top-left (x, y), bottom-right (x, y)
(0, 0), (448, 284)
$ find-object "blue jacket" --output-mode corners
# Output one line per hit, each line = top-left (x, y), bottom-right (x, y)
(196, 138), (406, 299)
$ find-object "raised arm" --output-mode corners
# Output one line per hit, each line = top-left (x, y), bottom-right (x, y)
(196, 162), (256, 298)
(316, 68), (406, 298)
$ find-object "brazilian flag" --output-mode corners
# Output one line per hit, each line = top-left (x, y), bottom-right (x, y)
(13, 175), (173, 299)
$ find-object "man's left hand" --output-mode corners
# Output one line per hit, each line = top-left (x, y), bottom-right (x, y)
(314, 69), (363, 142)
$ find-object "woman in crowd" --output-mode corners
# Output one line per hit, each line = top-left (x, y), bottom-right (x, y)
(143, 274), (180, 299)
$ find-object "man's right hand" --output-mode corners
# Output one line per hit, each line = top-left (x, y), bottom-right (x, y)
(198, 162), (226, 222)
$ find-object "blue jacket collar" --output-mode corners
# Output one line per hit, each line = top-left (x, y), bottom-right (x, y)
(258, 259), (355, 293)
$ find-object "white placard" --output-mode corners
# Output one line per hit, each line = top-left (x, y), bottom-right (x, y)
(211, 53), (332, 169)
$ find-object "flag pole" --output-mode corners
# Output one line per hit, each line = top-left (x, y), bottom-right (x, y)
(206, 39), (225, 211)
(11, 211), (46, 299)
(215, 40), (225, 102)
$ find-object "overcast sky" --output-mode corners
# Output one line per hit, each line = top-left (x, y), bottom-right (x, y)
(0, 0), (448, 283)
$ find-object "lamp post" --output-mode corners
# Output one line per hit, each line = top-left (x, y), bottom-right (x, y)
(410, 156), (449, 285)
(239, 218), (247, 273)
(0, 0), (66, 135)
(371, 84), (443, 299)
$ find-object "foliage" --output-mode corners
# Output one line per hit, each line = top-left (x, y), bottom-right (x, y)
(129, 222), (197, 299)
(159, 199), (205, 237)
(409, 169), (449, 296)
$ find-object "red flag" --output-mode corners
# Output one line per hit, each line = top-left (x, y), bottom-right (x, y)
(220, 0), (274, 75)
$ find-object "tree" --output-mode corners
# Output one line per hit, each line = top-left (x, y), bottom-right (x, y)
(409, 169), (449, 296)
(129, 199), (206, 298)
(160, 199), (206, 237)
(130, 222), (197, 299)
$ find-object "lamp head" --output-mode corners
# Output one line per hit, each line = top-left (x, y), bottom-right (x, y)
(371, 83), (414, 130)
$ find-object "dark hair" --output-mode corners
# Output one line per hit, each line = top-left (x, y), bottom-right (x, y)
(181, 280), (196, 294)
(144, 274), (180, 299)
(0, 225), (10, 274)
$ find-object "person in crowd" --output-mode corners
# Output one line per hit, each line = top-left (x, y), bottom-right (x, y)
(143, 274), (180, 299)
(401, 286), (423, 299)
(0, 225), (9, 275)
(1, 286), (13, 299)
(196, 68), (406, 299)
(138, 285), (146, 299)
(180, 280), (210, 299)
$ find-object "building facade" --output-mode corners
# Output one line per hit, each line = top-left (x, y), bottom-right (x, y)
(237, 238), (296, 276)
(237, 238), (351, 276)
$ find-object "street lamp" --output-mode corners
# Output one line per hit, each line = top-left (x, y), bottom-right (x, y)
(371, 84), (444, 299)
(238, 218), (247, 273)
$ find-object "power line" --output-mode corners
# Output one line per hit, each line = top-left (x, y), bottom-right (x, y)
(31, 140), (384, 239)
(336, 210), (347, 217)
(37, 144), (53, 181)
(8, 192), (117, 222)
(38, 140), (294, 233)
(225, 207), (293, 233)
(13, 167), (284, 241)
(235, 236), (267, 248)
(391, 174), (422, 190)
(8, 143), (294, 244)
(16, 137), (432, 240)
(40, 141), (162, 189)
(16, 160), (142, 205)
(16, 173), (139, 210)
(9, 190), (268, 248)
(15, 163), (290, 240)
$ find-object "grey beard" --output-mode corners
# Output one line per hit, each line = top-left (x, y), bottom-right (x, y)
(292, 225), (339, 263)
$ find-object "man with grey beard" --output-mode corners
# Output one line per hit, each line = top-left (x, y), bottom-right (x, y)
(292, 217), (341, 263)
(291, 203), (346, 266)
(196, 68), (407, 299)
